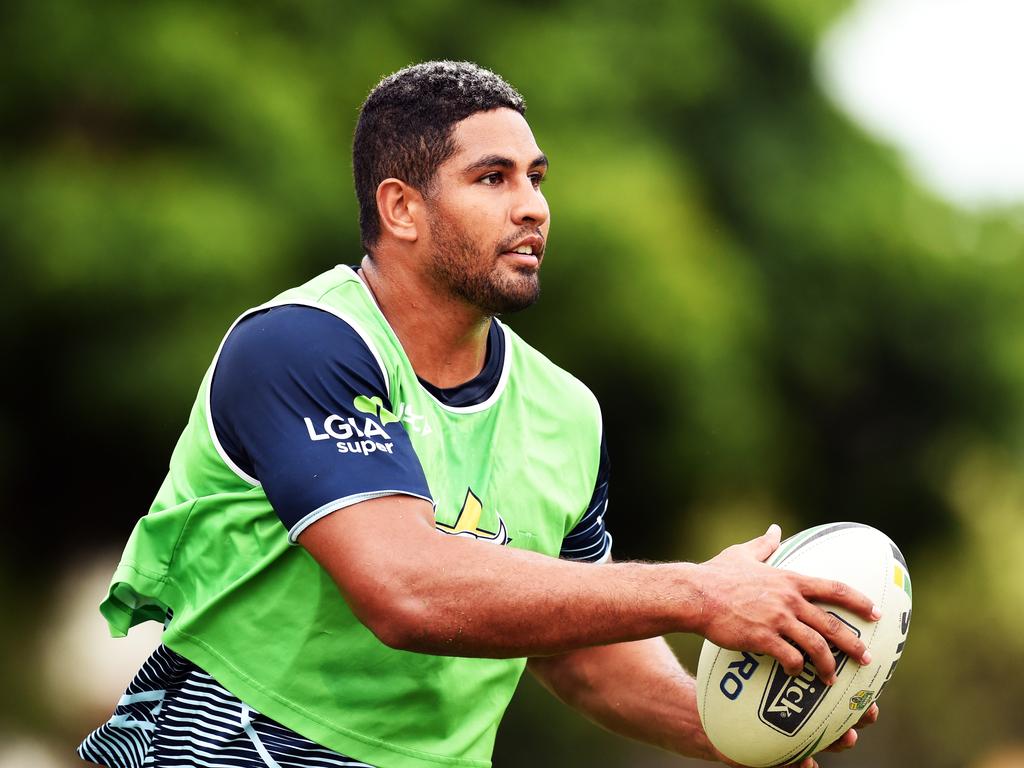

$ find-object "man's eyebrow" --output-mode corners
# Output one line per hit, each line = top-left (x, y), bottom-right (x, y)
(463, 154), (549, 173)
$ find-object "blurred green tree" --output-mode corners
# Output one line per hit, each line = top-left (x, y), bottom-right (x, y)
(2, 1), (1023, 765)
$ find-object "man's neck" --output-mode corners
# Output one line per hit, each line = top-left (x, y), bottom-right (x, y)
(358, 255), (491, 389)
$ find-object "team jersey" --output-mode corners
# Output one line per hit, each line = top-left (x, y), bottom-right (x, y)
(206, 303), (610, 555)
(86, 266), (610, 768)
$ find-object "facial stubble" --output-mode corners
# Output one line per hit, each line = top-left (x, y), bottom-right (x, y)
(426, 208), (541, 316)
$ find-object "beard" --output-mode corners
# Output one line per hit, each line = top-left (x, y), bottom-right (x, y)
(425, 206), (542, 316)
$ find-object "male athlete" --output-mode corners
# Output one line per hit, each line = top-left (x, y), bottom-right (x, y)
(80, 61), (879, 768)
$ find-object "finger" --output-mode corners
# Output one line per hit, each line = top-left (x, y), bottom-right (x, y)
(745, 523), (782, 562)
(798, 758), (818, 768)
(764, 636), (807, 678)
(824, 727), (858, 752)
(855, 702), (880, 729)
(800, 604), (871, 666)
(800, 575), (881, 622)
(784, 620), (837, 682)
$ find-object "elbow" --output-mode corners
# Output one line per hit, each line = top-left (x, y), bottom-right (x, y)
(367, 607), (424, 651)
(352, 587), (431, 651)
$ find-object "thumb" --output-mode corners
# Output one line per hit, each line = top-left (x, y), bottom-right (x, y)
(747, 523), (781, 563)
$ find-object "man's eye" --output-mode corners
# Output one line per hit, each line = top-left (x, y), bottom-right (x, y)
(530, 173), (546, 188)
(480, 173), (502, 185)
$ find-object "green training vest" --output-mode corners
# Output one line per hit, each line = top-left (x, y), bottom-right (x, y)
(100, 265), (603, 768)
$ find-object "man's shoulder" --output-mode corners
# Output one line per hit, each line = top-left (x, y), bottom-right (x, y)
(263, 264), (364, 308)
(227, 303), (375, 362)
(219, 264), (390, 377)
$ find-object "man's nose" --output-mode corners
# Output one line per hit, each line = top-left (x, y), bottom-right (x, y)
(511, 181), (549, 227)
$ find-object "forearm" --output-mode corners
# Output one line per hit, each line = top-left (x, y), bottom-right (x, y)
(300, 497), (708, 657)
(529, 639), (717, 761)
(303, 499), (877, 676)
(404, 546), (704, 657)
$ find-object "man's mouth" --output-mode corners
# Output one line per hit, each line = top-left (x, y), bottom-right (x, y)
(500, 235), (544, 267)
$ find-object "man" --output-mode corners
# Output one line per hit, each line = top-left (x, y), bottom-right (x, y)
(79, 61), (879, 768)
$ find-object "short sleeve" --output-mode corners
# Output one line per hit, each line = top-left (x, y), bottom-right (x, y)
(211, 304), (433, 542)
(559, 432), (612, 563)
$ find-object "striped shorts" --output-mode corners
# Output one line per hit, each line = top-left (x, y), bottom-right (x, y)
(77, 644), (374, 768)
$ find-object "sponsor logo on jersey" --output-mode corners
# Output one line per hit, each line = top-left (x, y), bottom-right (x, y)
(354, 394), (433, 436)
(435, 488), (510, 546)
(302, 395), (436, 454)
(393, 402), (432, 435)
(757, 612), (861, 737)
(353, 395), (401, 425)
(303, 395), (399, 456)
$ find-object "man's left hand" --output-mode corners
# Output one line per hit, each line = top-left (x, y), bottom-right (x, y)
(712, 703), (880, 768)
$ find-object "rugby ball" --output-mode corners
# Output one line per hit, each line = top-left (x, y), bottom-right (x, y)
(696, 523), (912, 767)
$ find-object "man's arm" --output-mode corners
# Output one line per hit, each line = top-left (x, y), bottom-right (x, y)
(529, 638), (715, 760)
(298, 497), (878, 679)
(526, 639), (879, 768)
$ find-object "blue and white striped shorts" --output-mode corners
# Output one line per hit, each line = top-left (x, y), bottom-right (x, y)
(78, 644), (374, 768)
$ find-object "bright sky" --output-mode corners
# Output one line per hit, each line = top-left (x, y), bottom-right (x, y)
(818, 0), (1024, 209)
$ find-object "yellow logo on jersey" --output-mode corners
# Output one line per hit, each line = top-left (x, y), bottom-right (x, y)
(436, 488), (510, 545)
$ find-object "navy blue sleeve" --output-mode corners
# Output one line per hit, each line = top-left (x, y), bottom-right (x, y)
(211, 305), (433, 542)
(559, 432), (612, 563)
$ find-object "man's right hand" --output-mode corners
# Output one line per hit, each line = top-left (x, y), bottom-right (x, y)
(692, 524), (881, 683)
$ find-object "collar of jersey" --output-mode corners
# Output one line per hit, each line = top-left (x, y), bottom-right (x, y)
(344, 264), (512, 414)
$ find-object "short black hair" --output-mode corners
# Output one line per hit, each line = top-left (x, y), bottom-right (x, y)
(353, 61), (526, 252)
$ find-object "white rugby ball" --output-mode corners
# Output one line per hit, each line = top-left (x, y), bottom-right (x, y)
(696, 523), (912, 767)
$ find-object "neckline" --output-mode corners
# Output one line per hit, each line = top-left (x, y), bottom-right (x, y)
(343, 264), (513, 413)
(416, 321), (504, 407)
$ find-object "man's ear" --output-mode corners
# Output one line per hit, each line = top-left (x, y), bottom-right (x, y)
(376, 179), (424, 243)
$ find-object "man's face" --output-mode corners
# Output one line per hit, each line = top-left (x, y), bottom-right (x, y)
(422, 108), (550, 315)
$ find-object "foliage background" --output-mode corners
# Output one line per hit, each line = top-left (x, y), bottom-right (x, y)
(2, 1), (1023, 766)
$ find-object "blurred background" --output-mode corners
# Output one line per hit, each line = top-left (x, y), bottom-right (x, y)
(2, 0), (1023, 766)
